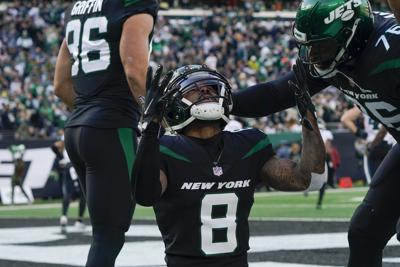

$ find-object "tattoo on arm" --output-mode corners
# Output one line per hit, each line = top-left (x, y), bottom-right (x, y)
(301, 111), (326, 174)
(261, 112), (326, 191)
(261, 157), (309, 191)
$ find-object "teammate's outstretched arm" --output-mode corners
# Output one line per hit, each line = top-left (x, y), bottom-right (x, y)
(387, 0), (400, 22)
(120, 14), (155, 109)
(231, 72), (297, 117)
(54, 39), (75, 109)
(231, 67), (328, 118)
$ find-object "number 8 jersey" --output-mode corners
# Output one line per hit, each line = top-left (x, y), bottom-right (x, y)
(64, 0), (158, 130)
(155, 129), (275, 267)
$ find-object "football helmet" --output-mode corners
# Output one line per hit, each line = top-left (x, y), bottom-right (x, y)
(162, 65), (232, 132)
(293, 0), (374, 77)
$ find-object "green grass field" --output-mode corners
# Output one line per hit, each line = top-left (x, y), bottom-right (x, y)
(0, 187), (368, 220)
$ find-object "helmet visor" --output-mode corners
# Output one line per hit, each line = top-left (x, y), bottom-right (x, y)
(182, 79), (226, 105)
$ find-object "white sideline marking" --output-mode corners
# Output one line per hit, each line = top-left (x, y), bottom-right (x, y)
(255, 187), (368, 197)
(383, 257), (400, 263)
(250, 217), (349, 222)
(254, 203), (357, 208)
(0, 202), (78, 211)
(0, 225), (398, 266)
(249, 263), (336, 267)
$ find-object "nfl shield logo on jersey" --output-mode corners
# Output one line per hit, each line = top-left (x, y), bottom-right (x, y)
(212, 166), (223, 176)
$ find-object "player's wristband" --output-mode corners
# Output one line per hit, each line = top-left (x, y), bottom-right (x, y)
(304, 163), (328, 192)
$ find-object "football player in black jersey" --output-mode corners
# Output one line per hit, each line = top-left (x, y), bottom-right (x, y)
(133, 65), (327, 267)
(54, 1), (158, 266)
(232, 1), (400, 266)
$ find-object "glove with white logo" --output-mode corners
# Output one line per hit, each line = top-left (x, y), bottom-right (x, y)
(288, 58), (317, 131)
(141, 65), (173, 133)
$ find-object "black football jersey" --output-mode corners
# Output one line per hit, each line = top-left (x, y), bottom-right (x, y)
(321, 12), (400, 142)
(154, 129), (274, 266)
(64, 0), (158, 129)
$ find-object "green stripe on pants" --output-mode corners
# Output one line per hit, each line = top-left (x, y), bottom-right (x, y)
(118, 128), (136, 181)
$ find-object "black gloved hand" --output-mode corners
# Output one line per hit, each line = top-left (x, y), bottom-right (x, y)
(141, 65), (173, 133)
(355, 128), (368, 139)
(288, 58), (316, 131)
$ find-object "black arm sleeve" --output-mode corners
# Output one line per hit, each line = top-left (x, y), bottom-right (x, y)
(133, 122), (162, 207)
(231, 71), (328, 118)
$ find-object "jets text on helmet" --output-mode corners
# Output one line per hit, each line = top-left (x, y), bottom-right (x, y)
(324, 0), (362, 24)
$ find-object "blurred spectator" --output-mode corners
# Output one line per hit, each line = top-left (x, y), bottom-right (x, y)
(316, 125), (341, 209)
(0, 1), (379, 139)
(9, 144), (32, 204)
(0, 0), (69, 139)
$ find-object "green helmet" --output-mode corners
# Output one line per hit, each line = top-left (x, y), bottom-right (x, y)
(293, 0), (374, 77)
(162, 65), (232, 133)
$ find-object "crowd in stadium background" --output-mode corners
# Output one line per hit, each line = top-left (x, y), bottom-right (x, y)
(0, 0), (390, 140)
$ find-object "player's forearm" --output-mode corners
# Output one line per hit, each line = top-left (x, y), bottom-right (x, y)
(340, 107), (361, 134)
(388, 0), (400, 22)
(125, 68), (147, 108)
(133, 122), (162, 206)
(287, 112), (326, 191)
(120, 14), (154, 110)
(299, 111), (326, 176)
(263, 158), (309, 191)
(341, 118), (357, 134)
(54, 39), (75, 109)
(261, 113), (325, 191)
(54, 84), (75, 109)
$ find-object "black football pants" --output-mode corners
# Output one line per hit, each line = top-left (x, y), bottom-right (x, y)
(65, 126), (137, 267)
(348, 143), (400, 267)
(61, 163), (86, 218)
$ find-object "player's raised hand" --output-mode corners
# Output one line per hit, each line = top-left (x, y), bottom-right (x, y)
(288, 58), (317, 131)
(141, 65), (173, 132)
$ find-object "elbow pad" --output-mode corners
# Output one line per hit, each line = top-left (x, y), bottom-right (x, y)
(305, 163), (328, 192)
